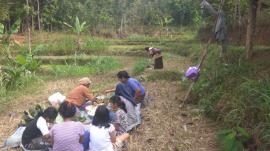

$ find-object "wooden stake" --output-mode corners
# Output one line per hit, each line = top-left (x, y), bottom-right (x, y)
(181, 39), (212, 107)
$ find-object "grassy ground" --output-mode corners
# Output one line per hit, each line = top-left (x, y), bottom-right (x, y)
(0, 54), (221, 151)
(5, 29), (270, 150)
(0, 30), (222, 151)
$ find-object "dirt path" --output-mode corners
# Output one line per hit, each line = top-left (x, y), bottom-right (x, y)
(0, 55), (220, 151)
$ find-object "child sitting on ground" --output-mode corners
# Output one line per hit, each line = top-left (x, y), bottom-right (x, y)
(21, 107), (58, 151)
(89, 105), (129, 151)
(109, 95), (128, 135)
(50, 101), (85, 151)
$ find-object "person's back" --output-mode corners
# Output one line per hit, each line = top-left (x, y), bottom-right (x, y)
(127, 78), (145, 97)
(21, 118), (42, 147)
(115, 109), (128, 134)
(89, 124), (115, 151)
(50, 121), (84, 151)
(115, 83), (136, 105)
(21, 107), (58, 150)
(67, 85), (87, 106)
(67, 77), (95, 107)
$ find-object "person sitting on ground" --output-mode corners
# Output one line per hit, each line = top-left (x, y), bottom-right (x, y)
(66, 77), (97, 109)
(21, 107), (58, 151)
(50, 101), (85, 151)
(109, 95), (128, 135)
(89, 105), (129, 151)
(145, 47), (163, 69)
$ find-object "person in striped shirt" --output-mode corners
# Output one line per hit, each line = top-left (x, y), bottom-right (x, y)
(50, 101), (85, 151)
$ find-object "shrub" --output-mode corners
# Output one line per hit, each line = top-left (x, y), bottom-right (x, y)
(83, 37), (111, 53)
(1, 54), (40, 89)
(217, 127), (251, 151)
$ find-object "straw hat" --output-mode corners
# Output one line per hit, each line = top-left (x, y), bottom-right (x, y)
(79, 77), (92, 85)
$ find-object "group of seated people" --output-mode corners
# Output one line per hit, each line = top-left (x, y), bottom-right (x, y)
(21, 70), (146, 151)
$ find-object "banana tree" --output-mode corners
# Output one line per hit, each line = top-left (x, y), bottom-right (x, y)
(64, 16), (87, 52)
(64, 16), (87, 65)
(163, 16), (173, 36)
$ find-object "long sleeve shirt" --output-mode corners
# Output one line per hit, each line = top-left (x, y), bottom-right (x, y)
(66, 85), (94, 107)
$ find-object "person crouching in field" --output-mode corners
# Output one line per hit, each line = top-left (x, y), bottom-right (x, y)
(50, 101), (85, 151)
(66, 77), (97, 110)
(89, 105), (129, 151)
(145, 47), (163, 69)
(117, 71), (145, 125)
(105, 71), (145, 126)
(21, 107), (58, 151)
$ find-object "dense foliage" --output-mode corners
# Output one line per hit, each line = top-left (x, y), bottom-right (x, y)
(193, 48), (270, 150)
(0, 0), (266, 33)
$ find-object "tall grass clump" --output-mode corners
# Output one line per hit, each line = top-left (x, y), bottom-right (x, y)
(83, 37), (111, 53)
(0, 75), (42, 106)
(16, 32), (111, 56)
(132, 59), (150, 75)
(46, 56), (120, 77)
(191, 48), (270, 150)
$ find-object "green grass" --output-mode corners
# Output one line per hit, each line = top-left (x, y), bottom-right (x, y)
(147, 70), (183, 81)
(12, 32), (111, 56)
(0, 75), (43, 112)
(190, 47), (270, 150)
(0, 56), (120, 111)
(127, 34), (164, 43)
(43, 56), (120, 77)
(132, 59), (150, 75)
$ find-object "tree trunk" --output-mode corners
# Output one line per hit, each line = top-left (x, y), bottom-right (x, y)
(120, 15), (124, 37)
(50, 24), (52, 32)
(31, 15), (34, 31)
(37, 0), (41, 30)
(245, 0), (259, 59)
(26, 0), (32, 54)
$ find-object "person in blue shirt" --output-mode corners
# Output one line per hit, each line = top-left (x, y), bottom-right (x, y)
(116, 71), (145, 125)
(105, 71), (145, 125)
(117, 71), (145, 101)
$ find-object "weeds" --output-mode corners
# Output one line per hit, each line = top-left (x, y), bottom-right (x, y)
(83, 37), (110, 53)
(45, 56), (120, 77)
(147, 70), (183, 82)
(192, 47), (270, 150)
(15, 32), (111, 56)
(0, 75), (42, 105)
(132, 59), (150, 75)
(217, 127), (251, 151)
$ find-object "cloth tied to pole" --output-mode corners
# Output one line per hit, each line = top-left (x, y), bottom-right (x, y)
(185, 66), (200, 81)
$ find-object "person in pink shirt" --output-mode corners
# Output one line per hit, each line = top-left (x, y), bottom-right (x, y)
(50, 101), (84, 151)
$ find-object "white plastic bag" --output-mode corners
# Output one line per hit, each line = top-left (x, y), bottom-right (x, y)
(4, 126), (26, 148)
(48, 92), (66, 107)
